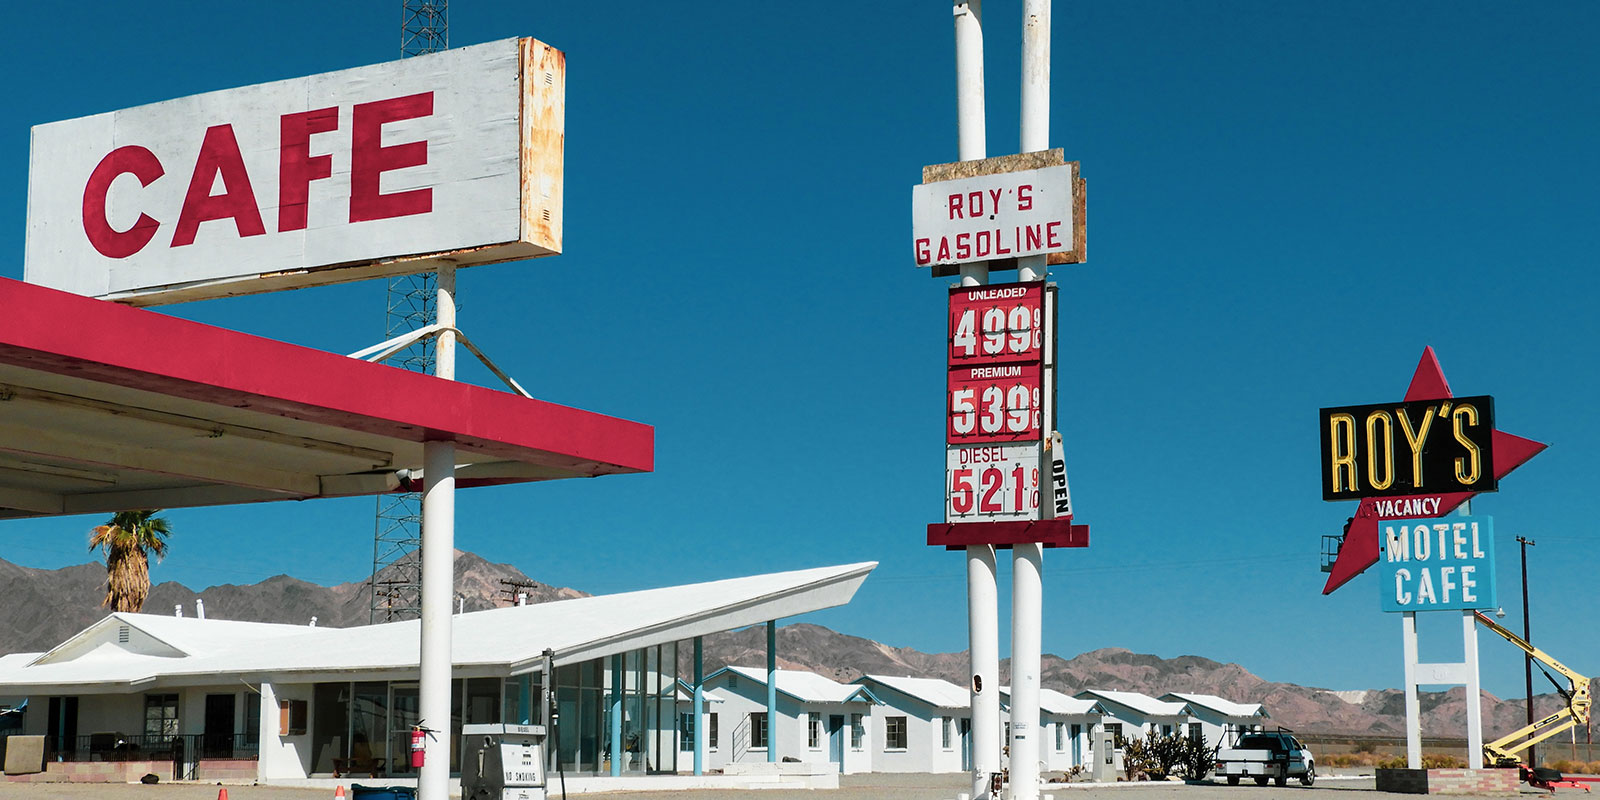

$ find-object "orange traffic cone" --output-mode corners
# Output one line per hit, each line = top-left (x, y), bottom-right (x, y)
(335, 785), (346, 799)
(217, 790), (229, 800)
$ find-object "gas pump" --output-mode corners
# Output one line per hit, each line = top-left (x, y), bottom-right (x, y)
(461, 723), (548, 800)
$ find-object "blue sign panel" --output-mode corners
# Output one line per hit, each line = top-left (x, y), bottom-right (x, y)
(1378, 515), (1496, 613)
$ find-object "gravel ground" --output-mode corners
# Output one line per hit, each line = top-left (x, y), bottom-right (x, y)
(3, 773), (1584, 799)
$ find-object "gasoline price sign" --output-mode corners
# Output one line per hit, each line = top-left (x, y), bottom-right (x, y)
(948, 282), (1044, 365)
(947, 443), (1043, 522)
(947, 281), (1046, 444)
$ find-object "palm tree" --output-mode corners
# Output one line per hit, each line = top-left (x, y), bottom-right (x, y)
(87, 509), (172, 613)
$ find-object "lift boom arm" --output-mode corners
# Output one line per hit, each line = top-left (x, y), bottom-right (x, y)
(1472, 610), (1593, 767)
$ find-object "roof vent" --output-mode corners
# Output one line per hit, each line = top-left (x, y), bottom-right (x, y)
(118, 625), (130, 644)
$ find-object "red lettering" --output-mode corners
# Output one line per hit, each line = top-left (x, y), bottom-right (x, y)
(350, 92), (433, 223)
(278, 107), (339, 232)
(172, 124), (265, 248)
(988, 188), (1002, 215)
(996, 229), (1010, 255)
(1025, 224), (1042, 250)
(937, 237), (951, 261)
(82, 146), (164, 259)
(1018, 184), (1033, 211)
(956, 233), (971, 260)
(975, 230), (991, 257)
(915, 238), (931, 264)
(948, 193), (964, 220)
(967, 191), (984, 217)
(1047, 220), (1062, 249)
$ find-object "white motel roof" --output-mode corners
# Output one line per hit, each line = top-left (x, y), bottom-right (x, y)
(0, 562), (875, 694)
(712, 667), (880, 705)
(1160, 692), (1268, 719)
(1038, 687), (1097, 716)
(1074, 689), (1186, 718)
(856, 675), (971, 710)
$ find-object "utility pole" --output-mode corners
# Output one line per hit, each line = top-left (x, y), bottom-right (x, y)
(1518, 535), (1536, 766)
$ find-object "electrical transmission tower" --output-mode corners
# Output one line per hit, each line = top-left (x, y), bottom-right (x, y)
(369, 0), (449, 624)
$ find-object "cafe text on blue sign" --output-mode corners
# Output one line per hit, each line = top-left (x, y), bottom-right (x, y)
(1378, 515), (1496, 612)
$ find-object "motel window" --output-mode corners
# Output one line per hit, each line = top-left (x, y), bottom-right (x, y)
(749, 712), (768, 749)
(850, 714), (864, 749)
(1161, 724), (1173, 738)
(709, 713), (719, 751)
(885, 716), (908, 750)
(1055, 722), (1064, 752)
(679, 712), (694, 752)
(1107, 723), (1123, 748)
(1189, 723), (1203, 743)
(808, 712), (822, 748)
(942, 716), (953, 750)
(144, 694), (179, 739)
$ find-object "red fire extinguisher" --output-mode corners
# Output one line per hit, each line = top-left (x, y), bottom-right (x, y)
(410, 726), (427, 768)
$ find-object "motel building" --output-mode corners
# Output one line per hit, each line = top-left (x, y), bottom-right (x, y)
(0, 563), (873, 789)
(1006, 687), (1098, 773)
(1158, 692), (1269, 748)
(850, 675), (973, 774)
(697, 667), (881, 774)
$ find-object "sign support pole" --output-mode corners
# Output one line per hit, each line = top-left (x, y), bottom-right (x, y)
(1403, 610), (1421, 768)
(1464, 608), (1484, 768)
(1008, 2), (1051, 798)
(418, 264), (458, 800)
(953, 4), (1000, 799)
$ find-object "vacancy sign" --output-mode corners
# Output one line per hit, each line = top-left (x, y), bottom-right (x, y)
(25, 37), (565, 305)
(1378, 515), (1497, 612)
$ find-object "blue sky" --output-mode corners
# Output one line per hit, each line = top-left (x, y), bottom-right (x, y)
(2, 3), (1596, 703)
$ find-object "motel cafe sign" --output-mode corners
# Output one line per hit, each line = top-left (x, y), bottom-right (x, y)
(1379, 515), (1497, 612)
(24, 37), (565, 305)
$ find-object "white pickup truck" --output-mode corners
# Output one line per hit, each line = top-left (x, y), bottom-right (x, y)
(1214, 730), (1315, 786)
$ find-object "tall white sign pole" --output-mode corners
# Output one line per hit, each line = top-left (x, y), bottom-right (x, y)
(418, 264), (458, 800)
(1008, 3), (1050, 799)
(1402, 610), (1421, 769)
(954, 4), (1001, 799)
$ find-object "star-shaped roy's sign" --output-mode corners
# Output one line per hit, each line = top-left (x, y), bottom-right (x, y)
(1321, 347), (1547, 594)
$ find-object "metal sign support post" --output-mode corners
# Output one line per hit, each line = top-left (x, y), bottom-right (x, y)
(953, 4), (1001, 799)
(418, 263), (458, 800)
(1008, 3), (1051, 799)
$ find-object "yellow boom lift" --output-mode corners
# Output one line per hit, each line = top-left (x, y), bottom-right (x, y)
(1472, 610), (1592, 768)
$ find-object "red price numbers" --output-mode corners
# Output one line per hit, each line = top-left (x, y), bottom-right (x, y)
(949, 462), (1040, 516)
(949, 382), (1041, 439)
(950, 303), (1042, 362)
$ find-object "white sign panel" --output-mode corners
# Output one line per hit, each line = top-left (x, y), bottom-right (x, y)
(912, 164), (1074, 267)
(946, 442), (1044, 523)
(25, 37), (564, 305)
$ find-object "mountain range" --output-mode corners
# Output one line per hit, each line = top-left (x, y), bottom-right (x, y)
(0, 553), (1572, 740)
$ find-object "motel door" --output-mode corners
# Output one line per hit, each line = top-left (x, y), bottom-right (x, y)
(388, 683), (420, 776)
(203, 694), (236, 758)
(828, 715), (844, 772)
(960, 718), (972, 771)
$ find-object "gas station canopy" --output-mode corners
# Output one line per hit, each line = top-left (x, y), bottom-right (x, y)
(0, 277), (653, 520)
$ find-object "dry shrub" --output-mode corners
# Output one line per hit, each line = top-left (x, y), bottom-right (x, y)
(1320, 751), (1397, 768)
(1421, 754), (1465, 769)
(1548, 759), (1600, 776)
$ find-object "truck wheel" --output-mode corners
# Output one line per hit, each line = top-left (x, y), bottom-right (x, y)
(1254, 776), (1268, 786)
(1227, 776), (1240, 786)
(1301, 765), (1315, 786)
(1275, 774), (1287, 787)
